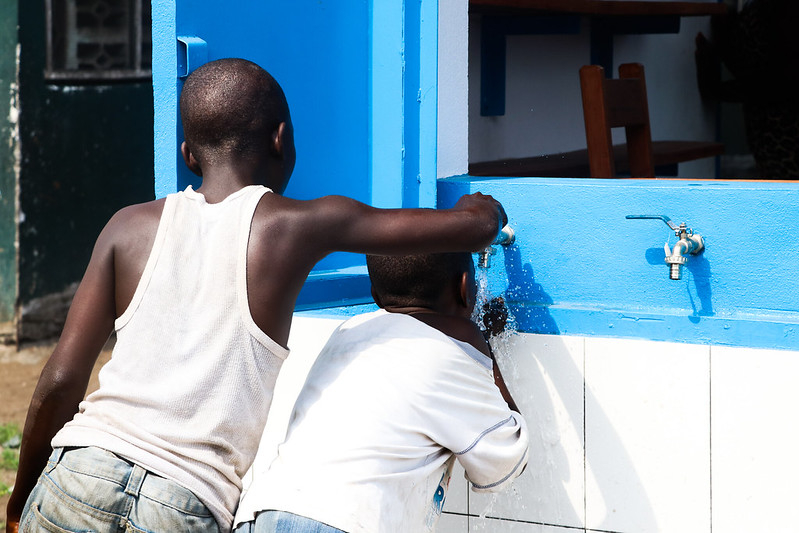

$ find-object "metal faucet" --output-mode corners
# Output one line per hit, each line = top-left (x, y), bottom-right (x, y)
(477, 225), (515, 269)
(626, 215), (704, 280)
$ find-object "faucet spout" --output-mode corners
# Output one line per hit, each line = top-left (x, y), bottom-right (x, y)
(627, 215), (705, 280)
(664, 233), (703, 280)
(477, 247), (496, 269)
(477, 225), (515, 269)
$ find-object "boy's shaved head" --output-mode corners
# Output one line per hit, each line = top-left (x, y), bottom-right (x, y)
(180, 58), (290, 164)
(366, 252), (474, 309)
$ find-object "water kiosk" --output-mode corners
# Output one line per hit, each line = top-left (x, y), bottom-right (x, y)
(153, 1), (799, 531)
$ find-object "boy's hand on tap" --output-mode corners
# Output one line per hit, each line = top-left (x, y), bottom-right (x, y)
(452, 192), (508, 238)
(482, 296), (508, 338)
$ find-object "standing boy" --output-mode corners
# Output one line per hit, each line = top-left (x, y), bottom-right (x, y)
(7, 58), (507, 533)
(234, 252), (529, 533)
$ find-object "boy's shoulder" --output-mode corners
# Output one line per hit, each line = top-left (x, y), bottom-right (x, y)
(99, 198), (167, 252)
(111, 197), (167, 225)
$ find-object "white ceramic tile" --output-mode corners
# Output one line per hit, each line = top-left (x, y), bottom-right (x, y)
(711, 345), (799, 531)
(445, 461), (469, 514)
(437, 513), (468, 533)
(471, 334), (585, 529)
(584, 337), (711, 533)
(470, 516), (570, 533)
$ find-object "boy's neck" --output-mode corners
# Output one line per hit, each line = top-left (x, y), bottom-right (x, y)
(195, 162), (284, 203)
(384, 307), (490, 357)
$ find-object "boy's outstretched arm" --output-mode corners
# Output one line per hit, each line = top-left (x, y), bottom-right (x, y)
(307, 192), (507, 257)
(6, 223), (117, 532)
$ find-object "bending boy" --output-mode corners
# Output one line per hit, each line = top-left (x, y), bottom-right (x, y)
(234, 252), (529, 533)
(7, 58), (507, 533)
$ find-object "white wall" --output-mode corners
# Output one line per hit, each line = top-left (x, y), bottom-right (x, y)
(439, 333), (799, 533)
(467, 12), (717, 178)
(468, 18), (590, 163)
(438, 0), (469, 178)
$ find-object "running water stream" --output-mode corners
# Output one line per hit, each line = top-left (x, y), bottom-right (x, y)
(471, 264), (526, 518)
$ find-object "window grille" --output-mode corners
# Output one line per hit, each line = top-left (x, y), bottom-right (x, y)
(46, 0), (152, 81)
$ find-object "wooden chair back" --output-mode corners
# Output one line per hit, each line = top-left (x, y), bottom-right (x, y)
(580, 63), (654, 178)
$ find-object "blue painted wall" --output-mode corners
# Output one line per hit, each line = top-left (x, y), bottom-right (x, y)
(153, 0), (437, 283)
(440, 177), (799, 351)
(154, 0), (370, 273)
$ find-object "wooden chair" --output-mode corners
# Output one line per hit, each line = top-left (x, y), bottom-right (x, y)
(579, 62), (724, 178)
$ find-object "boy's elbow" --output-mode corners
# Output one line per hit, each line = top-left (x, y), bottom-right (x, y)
(467, 444), (529, 493)
(462, 414), (530, 492)
(34, 359), (91, 406)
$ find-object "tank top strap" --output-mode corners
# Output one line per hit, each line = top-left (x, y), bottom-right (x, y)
(235, 187), (287, 358)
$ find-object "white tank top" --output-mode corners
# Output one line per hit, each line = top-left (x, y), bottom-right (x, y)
(53, 185), (289, 531)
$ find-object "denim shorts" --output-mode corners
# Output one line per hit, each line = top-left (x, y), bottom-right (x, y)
(234, 511), (346, 533)
(20, 446), (220, 533)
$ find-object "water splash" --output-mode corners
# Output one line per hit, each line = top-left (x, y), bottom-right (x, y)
(473, 267), (519, 354)
(472, 265), (531, 518)
(471, 266), (490, 326)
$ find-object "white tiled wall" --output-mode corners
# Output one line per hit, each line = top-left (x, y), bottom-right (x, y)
(273, 318), (797, 533)
(470, 517), (572, 532)
(471, 334), (585, 528)
(711, 346), (799, 532)
(440, 333), (795, 533)
(584, 338), (710, 533)
(437, 513), (468, 533)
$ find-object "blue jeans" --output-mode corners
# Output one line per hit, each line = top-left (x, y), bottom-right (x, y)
(20, 446), (220, 533)
(234, 511), (346, 533)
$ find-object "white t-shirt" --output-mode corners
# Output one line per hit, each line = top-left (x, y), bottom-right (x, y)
(235, 310), (529, 533)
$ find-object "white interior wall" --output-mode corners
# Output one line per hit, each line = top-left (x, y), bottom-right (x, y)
(614, 16), (716, 178)
(467, 13), (717, 178)
(437, 0), (469, 178)
(468, 16), (591, 163)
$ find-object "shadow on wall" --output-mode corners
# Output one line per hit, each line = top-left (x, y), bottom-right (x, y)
(501, 245), (559, 335)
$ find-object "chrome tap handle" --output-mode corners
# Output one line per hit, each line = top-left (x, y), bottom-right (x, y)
(627, 214), (704, 280)
(625, 214), (680, 232)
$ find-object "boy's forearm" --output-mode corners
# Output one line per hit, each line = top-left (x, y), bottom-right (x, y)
(322, 192), (507, 256)
(6, 374), (88, 523)
(490, 351), (520, 413)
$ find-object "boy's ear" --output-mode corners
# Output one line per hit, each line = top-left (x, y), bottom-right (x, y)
(181, 142), (203, 177)
(271, 122), (288, 157)
(457, 271), (472, 309)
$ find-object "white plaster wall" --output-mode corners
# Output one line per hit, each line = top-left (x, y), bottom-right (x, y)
(467, 11), (717, 178)
(440, 333), (799, 533)
(262, 317), (799, 533)
(614, 16), (717, 178)
(438, 0), (469, 178)
(468, 18), (591, 162)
